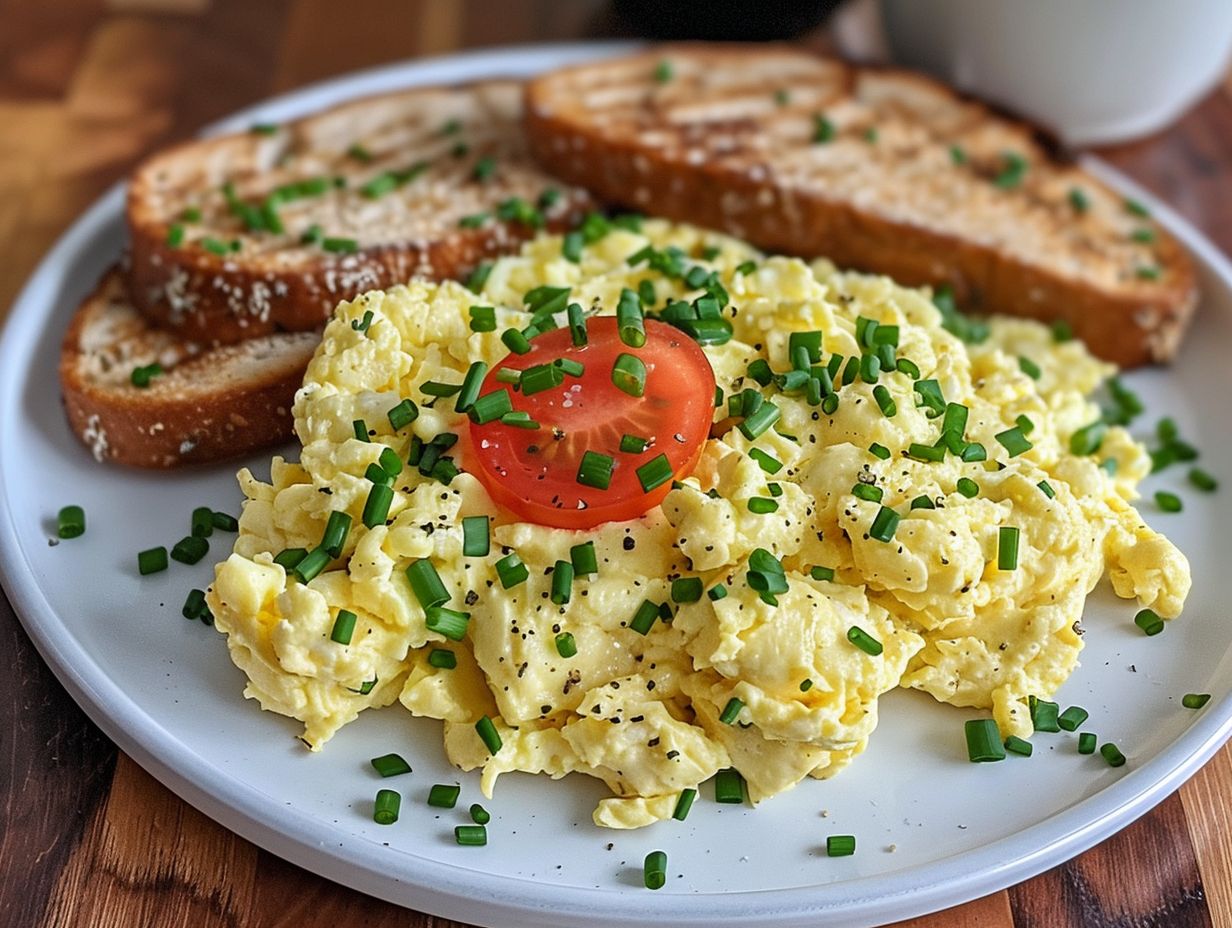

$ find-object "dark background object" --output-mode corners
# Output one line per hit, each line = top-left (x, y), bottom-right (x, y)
(614, 0), (844, 41)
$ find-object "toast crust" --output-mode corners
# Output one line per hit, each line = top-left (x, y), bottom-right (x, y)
(128, 80), (593, 346)
(60, 269), (318, 468)
(524, 46), (1198, 367)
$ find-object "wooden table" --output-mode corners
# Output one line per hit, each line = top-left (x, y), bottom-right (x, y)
(3, 2), (1231, 925)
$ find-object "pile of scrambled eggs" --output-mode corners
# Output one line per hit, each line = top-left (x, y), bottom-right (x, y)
(207, 220), (1190, 829)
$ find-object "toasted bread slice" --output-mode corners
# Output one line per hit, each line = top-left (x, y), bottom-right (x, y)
(525, 46), (1197, 367)
(60, 268), (318, 468)
(128, 80), (594, 346)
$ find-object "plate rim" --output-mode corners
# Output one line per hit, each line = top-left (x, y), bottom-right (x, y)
(3, 41), (1232, 928)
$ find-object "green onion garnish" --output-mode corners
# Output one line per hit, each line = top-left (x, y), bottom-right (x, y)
(1100, 743), (1126, 767)
(1186, 467), (1218, 492)
(387, 399), (418, 430)
(1058, 706), (1089, 731)
(425, 606), (470, 641)
(1038, 480), (1056, 499)
(873, 384), (896, 417)
(321, 509), (352, 557)
(1070, 420), (1107, 456)
(468, 389), (514, 425)
(472, 156), (496, 182)
(846, 625), (883, 656)
(739, 401), (781, 440)
(1031, 699), (1060, 732)
(908, 442), (945, 463)
(469, 803), (491, 825)
(273, 548), (307, 571)
(956, 478), (979, 498)
(1155, 491), (1182, 513)
(570, 541), (597, 576)
(466, 261), (493, 292)
(566, 301), (588, 346)
(455, 361), (489, 414)
(495, 553), (529, 589)
(1183, 693), (1211, 709)
(859, 353), (881, 384)
(1135, 608), (1164, 636)
(869, 506), (900, 543)
(961, 442), (987, 463)
(462, 515), (490, 557)
(1136, 265), (1161, 281)
(993, 151), (1028, 188)
(812, 114), (835, 143)
(996, 426), (1033, 458)
(322, 236), (358, 254)
(428, 648), (457, 669)
(1004, 736), (1033, 756)
(520, 362), (564, 396)
(468, 305), (497, 333)
(653, 59), (673, 83)
(997, 526), (1020, 570)
(428, 783), (460, 808)
(1125, 198), (1151, 218)
(1078, 732), (1097, 754)
(896, 358), (921, 379)
(181, 589), (208, 621)
(619, 434), (651, 455)
(707, 583), (728, 601)
(476, 715), (503, 754)
(611, 352), (647, 397)
(910, 495), (935, 510)
(406, 559), (449, 608)
(826, 835), (856, 857)
(671, 577), (703, 603)
(644, 850), (668, 890)
(293, 546), (330, 582)
(913, 380), (946, 418)
(629, 599), (660, 635)
(169, 535), (208, 565)
(1069, 187), (1089, 213)
(577, 451), (615, 490)
(616, 288), (646, 347)
(713, 767), (745, 804)
(1018, 356), (1041, 379)
(852, 483), (883, 503)
(500, 328), (532, 355)
(635, 454), (673, 493)
(867, 443), (891, 461)
(330, 609), (357, 645)
(550, 559), (574, 605)
(455, 825), (487, 846)
(57, 505), (85, 539)
(719, 697), (744, 725)
(130, 362), (163, 388)
(800, 678), (814, 692)
(810, 566), (835, 582)
(672, 788), (697, 821)
(555, 631), (577, 658)
(165, 224), (184, 248)
(370, 753), (412, 777)
(362, 483), (394, 528)
(365, 462), (392, 486)
(950, 144), (966, 165)
(373, 788), (401, 824)
(965, 719), (1006, 762)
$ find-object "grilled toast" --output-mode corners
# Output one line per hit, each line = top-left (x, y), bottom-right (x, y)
(60, 268), (318, 468)
(128, 80), (594, 346)
(524, 46), (1197, 367)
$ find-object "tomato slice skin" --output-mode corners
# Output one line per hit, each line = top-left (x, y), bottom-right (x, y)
(467, 317), (715, 529)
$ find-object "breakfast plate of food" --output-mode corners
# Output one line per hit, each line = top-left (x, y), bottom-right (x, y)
(2, 41), (1231, 928)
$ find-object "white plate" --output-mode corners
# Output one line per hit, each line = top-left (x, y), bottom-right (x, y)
(2, 42), (1231, 928)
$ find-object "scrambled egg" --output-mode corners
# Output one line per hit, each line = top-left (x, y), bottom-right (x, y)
(207, 220), (1190, 829)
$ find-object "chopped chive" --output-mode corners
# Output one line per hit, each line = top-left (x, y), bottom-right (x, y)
(739, 401), (781, 440)
(908, 442), (945, 463)
(322, 509), (353, 556)
(788, 331), (823, 364)
(292, 546), (330, 583)
(468, 389), (514, 425)
(365, 462), (392, 486)
(713, 767), (745, 803)
(466, 261), (493, 292)
(672, 577), (704, 604)
(501, 328), (532, 355)
(1132, 227), (1156, 244)
(1125, 198), (1151, 218)
(616, 288), (646, 347)
(1136, 265), (1161, 281)
(826, 835), (856, 857)
(472, 155), (496, 182)
(494, 368), (521, 386)
(1038, 480), (1056, 499)
(427, 648), (457, 669)
(653, 58), (673, 83)
(520, 362), (564, 396)
(869, 506), (900, 542)
(707, 583), (728, 601)
(1018, 356), (1041, 379)
(370, 753), (411, 777)
(362, 482), (394, 527)
(950, 144), (966, 165)
(165, 223), (184, 247)
(455, 824), (487, 846)
(500, 410), (541, 429)
(719, 697), (744, 725)
(454, 361), (489, 414)
(1135, 608), (1164, 636)
(1183, 693), (1211, 709)
(913, 380), (946, 417)
(495, 552), (529, 589)
(896, 358), (921, 379)
(800, 678), (814, 691)
(1004, 736), (1033, 757)
(620, 434), (651, 454)
(555, 357), (584, 377)
(406, 559), (449, 608)
(461, 515), (490, 557)
(822, 393), (840, 414)
(1031, 698), (1060, 732)
(812, 113), (835, 143)
(852, 483), (883, 503)
(1100, 743), (1127, 767)
(476, 715), (503, 754)
(330, 609), (357, 645)
(910, 495), (936, 510)
(170, 535), (209, 565)
(577, 451), (614, 490)
(611, 353), (647, 397)
(873, 384), (896, 417)
(629, 599), (660, 635)
(550, 559), (574, 605)
(672, 788), (697, 821)
(181, 589), (208, 620)
(956, 478), (979, 498)
(859, 352), (881, 384)
(1068, 187), (1089, 213)
(810, 566), (835, 582)
(961, 442), (987, 462)
(425, 606), (470, 641)
(1078, 732), (1097, 754)
(388, 398), (418, 430)
(322, 237), (358, 254)
(273, 548), (307, 571)
(1051, 319), (1074, 342)
(997, 526), (1020, 570)
(554, 631), (577, 658)
(352, 419), (371, 441)
(748, 497), (778, 514)
(644, 849), (668, 891)
(201, 236), (229, 255)
(1058, 706), (1089, 731)
(421, 381), (461, 398)
(847, 625), (883, 656)
(745, 359), (774, 387)
(965, 719), (1006, 762)
(468, 305), (497, 333)
(428, 783), (460, 808)
(570, 541), (597, 577)
(1155, 491), (1182, 513)
(130, 362), (163, 388)
(868, 443), (891, 460)
(373, 789), (401, 824)
(995, 426), (1033, 457)
(469, 803), (491, 825)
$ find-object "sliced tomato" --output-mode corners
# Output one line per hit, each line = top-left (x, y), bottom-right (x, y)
(467, 316), (716, 529)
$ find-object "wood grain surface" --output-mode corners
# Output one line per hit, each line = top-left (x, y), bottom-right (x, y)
(2, 1), (1231, 926)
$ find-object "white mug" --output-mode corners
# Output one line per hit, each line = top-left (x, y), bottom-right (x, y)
(873, 0), (1232, 147)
